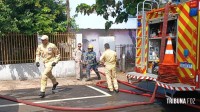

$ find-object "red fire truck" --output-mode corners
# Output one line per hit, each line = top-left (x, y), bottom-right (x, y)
(127, 0), (200, 93)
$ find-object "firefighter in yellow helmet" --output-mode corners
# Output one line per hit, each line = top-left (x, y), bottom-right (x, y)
(35, 35), (60, 98)
(100, 43), (119, 93)
(88, 44), (93, 49)
(85, 44), (101, 81)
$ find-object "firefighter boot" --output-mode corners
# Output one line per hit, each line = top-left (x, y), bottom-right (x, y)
(85, 73), (90, 81)
(39, 92), (45, 98)
(114, 89), (119, 93)
(52, 82), (59, 90)
(96, 72), (101, 80)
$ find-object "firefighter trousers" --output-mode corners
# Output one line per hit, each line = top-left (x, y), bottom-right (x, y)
(40, 62), (57, 92)
(105, 66), (118, 91)
(75, 62), (82, 79)
(86, 64), (100, 78)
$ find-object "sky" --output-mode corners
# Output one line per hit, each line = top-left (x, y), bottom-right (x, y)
(69, 0), (137, 29)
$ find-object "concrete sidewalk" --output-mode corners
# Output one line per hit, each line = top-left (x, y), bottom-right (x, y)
(0, 69), (127, 91)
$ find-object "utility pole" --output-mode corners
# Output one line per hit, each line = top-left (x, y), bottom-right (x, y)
(66, 0), (70, 32)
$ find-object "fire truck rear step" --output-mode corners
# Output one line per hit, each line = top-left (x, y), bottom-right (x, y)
(126, 72), (196, 91)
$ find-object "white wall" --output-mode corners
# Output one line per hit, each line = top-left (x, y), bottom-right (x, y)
(82, 32), (101, 59)
(0, 61), (75, 80)
(76, 34), (83, 45)
(114, 31), (135, 45)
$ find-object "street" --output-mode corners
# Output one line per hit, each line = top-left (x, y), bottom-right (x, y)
(0, 81), (199, 112)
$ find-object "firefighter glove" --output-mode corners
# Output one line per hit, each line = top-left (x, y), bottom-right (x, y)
(52, 62), (56, 66)
(36, 62), (40, 67)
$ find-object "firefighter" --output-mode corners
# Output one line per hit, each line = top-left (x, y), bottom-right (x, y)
(85, 44), (101, 81)
(35, 35), (60, 98)
(100, 43), (119, 93)
(72, 43), (83, 80)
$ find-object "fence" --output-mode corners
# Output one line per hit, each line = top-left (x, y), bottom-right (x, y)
(115, 44), (136, 71)
(48, 33), (76, 61)
(0, 33), (75, 65)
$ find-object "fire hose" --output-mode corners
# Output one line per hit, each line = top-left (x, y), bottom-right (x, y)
(0, 72), (199, 111)
(0, 72), (161, 111)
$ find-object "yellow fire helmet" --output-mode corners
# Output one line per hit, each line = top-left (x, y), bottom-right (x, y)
(88, 44), (94, 49)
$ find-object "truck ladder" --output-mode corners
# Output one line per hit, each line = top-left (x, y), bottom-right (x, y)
(136, 0), (159, 70)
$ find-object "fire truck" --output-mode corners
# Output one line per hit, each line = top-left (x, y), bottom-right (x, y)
(127, 0), (200, 94)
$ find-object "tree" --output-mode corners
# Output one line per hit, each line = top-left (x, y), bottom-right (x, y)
(76, 0), (161, 30)
(0, 1), (19, 35)
(0, 0), (78, 35)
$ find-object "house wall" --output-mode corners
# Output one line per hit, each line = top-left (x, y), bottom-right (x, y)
(78, 29), (136, 60)
(0, 61), (75, 80)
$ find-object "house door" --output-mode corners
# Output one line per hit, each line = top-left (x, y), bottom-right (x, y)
(99, 36), (115, 56)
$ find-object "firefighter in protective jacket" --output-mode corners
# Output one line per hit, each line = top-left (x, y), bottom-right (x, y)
(35, 35), (60, 98)
(100, 43), (119, 93)
(85, 44), (101, 81)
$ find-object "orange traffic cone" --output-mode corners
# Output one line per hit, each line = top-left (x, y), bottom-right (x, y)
(163, 37), (174, 64)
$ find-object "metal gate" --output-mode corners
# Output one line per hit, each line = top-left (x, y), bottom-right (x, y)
(115, 44), (136, 72)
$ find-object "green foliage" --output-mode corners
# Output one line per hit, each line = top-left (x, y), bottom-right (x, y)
(0, 0), (78, 35)
(105, 21), (113, 30)
(76, 0), (151, 30)
(68, 14), (79, 32)
(0, 1), (19, 35)
(76, 3), (96, 15)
